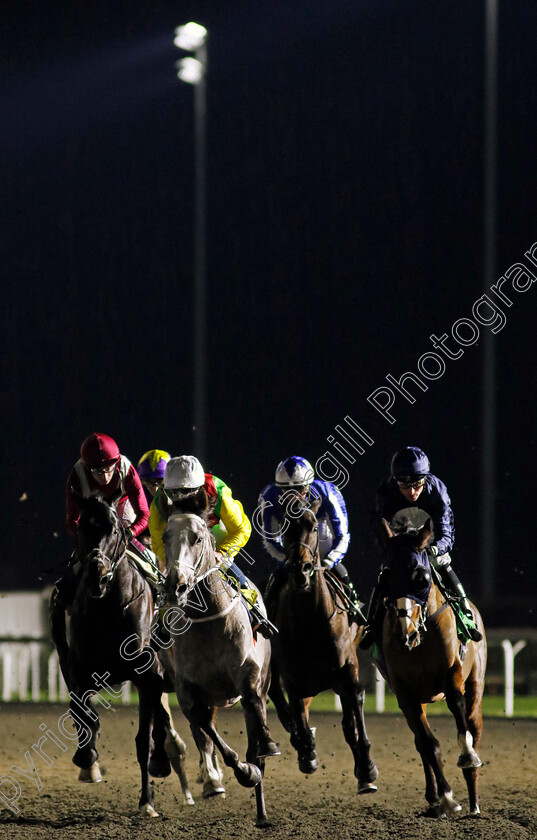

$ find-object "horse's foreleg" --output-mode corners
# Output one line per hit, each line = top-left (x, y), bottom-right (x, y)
(267, 664), (294, 734)
(156, 695), (195, 805)
(288, 694), (317, 774)
(185, 698), (261, 790)
(69, 690), (101, 782)
(241, 689), (280, 763)
(148, 692), (172, 779)
(444, 670), (482, 771)
(49, 590), (70, 681)
(461, 674), (485, 815)
(190, 717), (225, 799)
(253, 758), (271, 829)
(398, 694), (461, 818)
(339, 682), (378, 793)
(136, 685), (159, 817)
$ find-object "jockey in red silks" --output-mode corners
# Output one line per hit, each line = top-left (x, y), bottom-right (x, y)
(66, 432), (149, 538)
(56, 433), (160, 608)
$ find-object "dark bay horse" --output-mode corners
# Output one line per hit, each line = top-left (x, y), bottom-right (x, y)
(377, 518), (487, 817)
(161, 511), (280, 827)
(49, 496), (193, 816)
(268, 498), (378, 794)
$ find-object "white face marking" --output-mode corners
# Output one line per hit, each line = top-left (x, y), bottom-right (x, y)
(164, 514), (207, 579)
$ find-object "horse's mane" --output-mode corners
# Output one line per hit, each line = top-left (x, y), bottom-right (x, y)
(170, 486), (212, 527)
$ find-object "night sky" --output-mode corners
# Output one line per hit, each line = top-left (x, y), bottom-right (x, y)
(2, 1), (536, 625)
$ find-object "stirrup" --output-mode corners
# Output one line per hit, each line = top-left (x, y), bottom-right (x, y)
(250, 607), (278, 639)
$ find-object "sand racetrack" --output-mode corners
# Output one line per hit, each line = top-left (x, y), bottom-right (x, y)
(1, 704), (536, 840)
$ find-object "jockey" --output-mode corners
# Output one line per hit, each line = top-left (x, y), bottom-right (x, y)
(136, 449), (171, 547)
(149, 455), (275, 638)
(66, 433), (149, 538)
(259, 456), (363, 622)
(137, 449), (171, 504)
(359, 446), (482, 649)
(57, 433), (160, 607)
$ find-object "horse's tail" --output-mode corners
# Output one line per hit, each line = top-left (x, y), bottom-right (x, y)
(49, 586), (70, 682)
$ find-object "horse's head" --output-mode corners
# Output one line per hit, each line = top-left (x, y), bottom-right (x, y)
(281, 495), (322, 590)
(162, 512), (213, 606)
(76, 496), (127, 599)
(380, 518), (433, 650)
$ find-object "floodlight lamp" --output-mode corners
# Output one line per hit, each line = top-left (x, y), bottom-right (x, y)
(176, 57), (204, 85)
(174, 22), (207, 51)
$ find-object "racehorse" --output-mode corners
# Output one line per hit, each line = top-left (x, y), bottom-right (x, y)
(161, 510), (280, 827)
(267, 497), (378, 794)
(377, 518), (487, 817)
(49, 495), (193, 817)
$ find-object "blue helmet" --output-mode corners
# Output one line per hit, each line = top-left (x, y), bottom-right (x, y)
(390, 447), (430, 480)
(275, 456), (314, 487)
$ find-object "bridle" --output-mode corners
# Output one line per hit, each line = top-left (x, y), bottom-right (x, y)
(284, 514), (321, 577)
(78, 511), (128, 588)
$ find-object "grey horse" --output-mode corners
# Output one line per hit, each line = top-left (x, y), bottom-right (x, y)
(160, 511), (280, 827)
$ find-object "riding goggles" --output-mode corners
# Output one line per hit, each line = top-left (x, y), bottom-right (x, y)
(90, 464), (117, 476)
(395, 476), (426, 490)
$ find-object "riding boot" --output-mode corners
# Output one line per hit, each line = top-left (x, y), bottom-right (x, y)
(263, 565), (287, 619)
(54, 559), (81, 613)
(329, 565), (366, 625)
(436, 564), (482, 642)
(358, 580), (385, 650)
(227, 562), (277, 639)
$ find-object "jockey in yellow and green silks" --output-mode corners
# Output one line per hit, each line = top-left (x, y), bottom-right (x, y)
(149, 455), (273, 638)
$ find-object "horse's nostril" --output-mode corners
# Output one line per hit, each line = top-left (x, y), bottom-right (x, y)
(177, 583), (188, 595)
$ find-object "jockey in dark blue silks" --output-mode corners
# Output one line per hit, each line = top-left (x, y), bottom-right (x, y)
(359, 446), (482, 649)
(258, 456), (363, 622)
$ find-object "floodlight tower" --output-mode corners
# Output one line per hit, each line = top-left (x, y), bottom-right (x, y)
(174, 22), (208, 462)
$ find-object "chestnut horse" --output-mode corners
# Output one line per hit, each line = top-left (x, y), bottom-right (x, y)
(49, 496), (193, 817)
(377, 518), (487, 817)
(161, 511), (280, 827)
(268, 498), (378, 793)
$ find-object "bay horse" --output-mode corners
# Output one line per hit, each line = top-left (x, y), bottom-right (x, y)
(49, 496), (193, 817)
(161, 510), (280, 827)
(377, 518), (487, 817)
(267, 497), (378, 793)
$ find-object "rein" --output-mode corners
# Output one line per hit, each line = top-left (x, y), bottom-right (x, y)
(284, 527), (321, 576)
(167, 529), (241, 623)
(81, 523), (128, 586)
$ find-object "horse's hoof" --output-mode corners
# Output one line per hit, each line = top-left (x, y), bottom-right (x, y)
(256, 817), (272, 829)
(78, 764), (102, 783)
(457, 753), (482, 769)
(440, 792), (462, 817)
(148, 756), (172, 778)
(258, 741), (281, 758)
(358, 782), (378, 794)
(202, 781), (226, 799)
(139, 803), (159, 818)
(184, 791), (196, 806)
(470, 806), (481, 817)
(424, 802), (442, 818)
(298, 757), (318, 775)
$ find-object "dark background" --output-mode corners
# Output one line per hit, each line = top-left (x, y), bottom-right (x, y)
(1, 1), (536, 624)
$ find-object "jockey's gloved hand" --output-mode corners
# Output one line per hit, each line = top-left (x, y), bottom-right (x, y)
(321, 556), (333, 569)
(426, 545), (438, 558)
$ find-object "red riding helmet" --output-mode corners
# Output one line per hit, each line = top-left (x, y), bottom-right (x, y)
(80, 433), (120, 468)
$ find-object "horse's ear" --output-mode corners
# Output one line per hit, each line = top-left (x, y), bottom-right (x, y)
(161, 491), (174, 519)
(380, 518), (394, 545)
(416, 518), (433, 551)
(310, 497), (322, 516)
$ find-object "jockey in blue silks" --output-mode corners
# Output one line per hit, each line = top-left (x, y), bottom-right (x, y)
(359, 446), (482, 649)
(258, 456), (363, 622)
